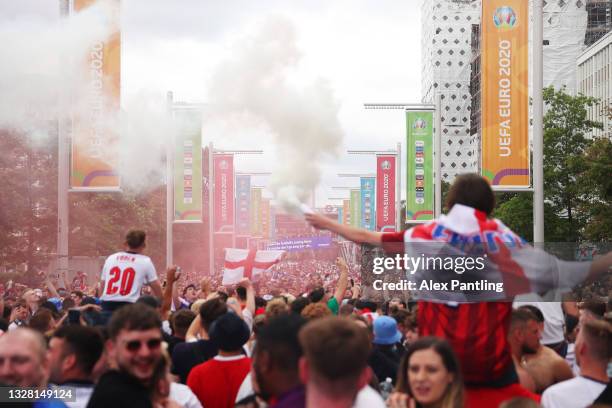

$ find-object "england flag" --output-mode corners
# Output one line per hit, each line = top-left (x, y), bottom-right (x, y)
(222, 248), (285, 285)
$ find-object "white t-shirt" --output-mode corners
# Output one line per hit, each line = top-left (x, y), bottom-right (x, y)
(541, 376), (607, 408)
(170, 382), (202, 408)
(100, 251), (158, 303)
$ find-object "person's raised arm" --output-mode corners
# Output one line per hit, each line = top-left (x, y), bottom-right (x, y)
(333, 257), (349, 302)
(45, 274), (59, 299)
(305, 213), (383, 246)
(239, 278), (256, 316)
(161, 266), (179, 318)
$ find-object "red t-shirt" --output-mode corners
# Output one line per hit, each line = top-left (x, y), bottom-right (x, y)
(187, 355), (251, 408)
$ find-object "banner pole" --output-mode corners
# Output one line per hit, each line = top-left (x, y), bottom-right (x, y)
(435, 93), (442, 218)
(396, 142), (401, 231)
(533, 0), (545, 243)
(209, 142), (215, 276)
(58, 0), (70, 282)
(166, 91), (174, 267)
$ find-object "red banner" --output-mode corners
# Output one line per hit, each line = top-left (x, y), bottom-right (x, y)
(376, 155), (396, 231)
(214, 154), (234, 232)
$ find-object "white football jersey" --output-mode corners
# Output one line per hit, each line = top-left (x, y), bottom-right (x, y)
(100, 251), (158, 303)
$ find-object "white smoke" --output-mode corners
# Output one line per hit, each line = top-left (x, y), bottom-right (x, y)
(0, 3), (112, 140)
(207, 16), (344, 212)
(0, 2), (182, 194)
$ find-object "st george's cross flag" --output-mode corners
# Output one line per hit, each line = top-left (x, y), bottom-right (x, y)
(222, 248), (285, 285)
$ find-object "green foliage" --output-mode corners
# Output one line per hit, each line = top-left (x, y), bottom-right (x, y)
(542, 86), (602, 242)
(579, 137), (612, 241)
(493, 87), (609, 243)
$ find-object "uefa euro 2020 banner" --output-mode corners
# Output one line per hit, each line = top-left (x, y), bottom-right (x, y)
(173, 110), (202, 223)
(250, 188), (263, 236)
(376, 155), (396, 231)
(235, 175), (251, 234)
(481, 0), (529, 187)
(342, 199), (350, 225)
(360, 177), (376, 231)
(406, 111), (434, 222)
(350, 189), (361, 228)
(214, 154), (234, 232)
(71, 0), (121, 190)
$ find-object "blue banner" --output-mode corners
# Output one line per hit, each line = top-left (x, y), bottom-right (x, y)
(360, 177), (376, 231)
(267, 236), (333, 252)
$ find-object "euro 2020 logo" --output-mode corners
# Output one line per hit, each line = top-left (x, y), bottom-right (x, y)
(381, 160), (391, 170)
(493, 6), (517, 30)
(413, 118), (427, 129)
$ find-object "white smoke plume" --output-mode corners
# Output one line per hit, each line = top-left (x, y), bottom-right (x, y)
(0, 2), (182, 194)
(0, 3), (112, 140)
(207, 16), (344, 212)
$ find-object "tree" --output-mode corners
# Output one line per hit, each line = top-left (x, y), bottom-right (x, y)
(542, 87), (602, 242)
(0, 128), (58, 276)
(578, 137), (612, 241)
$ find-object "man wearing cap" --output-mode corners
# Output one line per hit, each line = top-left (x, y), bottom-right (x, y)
(187, 312), (251, 408)
(368, 316), (404, 385)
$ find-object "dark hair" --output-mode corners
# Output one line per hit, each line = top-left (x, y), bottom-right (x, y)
(396, 337), (464, 408)
(308, 287), (325, 303)
(255, 297), (267, 308)
(40, 300), (59, 316)
(518, 305), (544, 323)
(565, 314), (579, 334)
(125, 229), (146, 250)
(71, 291), (84, 299)
(392, 309), (417, 330)
(108, 303), (162, 340)
(182, 284), (196, 298)
(216, 291), (229, 303)
(235, 286), (247, 301)
(0, 318), (8, 332)
(171, 309), (196, 338)
(62, 298), (76, 311)
(255, 314), (306, 375)
(445, 173), (495, 215)
(198, 298), (228, 331)
(52, 325), (104, 374)
(510, 308), (539, 329)
(579, 301), (606, 318)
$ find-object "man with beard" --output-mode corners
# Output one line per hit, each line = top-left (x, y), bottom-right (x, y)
(508, 307), (573, 394)
(246, 314), (307, 407)
(47, 325), (104, 408)
(88, 303), (163, 408)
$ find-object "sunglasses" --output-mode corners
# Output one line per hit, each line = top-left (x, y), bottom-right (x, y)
(124, 338), (162, 352)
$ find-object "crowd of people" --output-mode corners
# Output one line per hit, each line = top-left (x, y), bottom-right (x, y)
(0, 174), (611, 408)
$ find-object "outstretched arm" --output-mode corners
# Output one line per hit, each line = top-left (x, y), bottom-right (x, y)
(333, 257), (349, 302)
(305, 213), (383, 246)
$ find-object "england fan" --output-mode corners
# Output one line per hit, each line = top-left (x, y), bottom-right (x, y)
(99, 230), (168, 318)
(306, 173), (612, 407)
